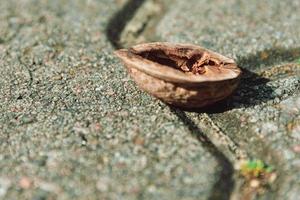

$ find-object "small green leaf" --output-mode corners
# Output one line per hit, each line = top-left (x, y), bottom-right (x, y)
(256, 160), (264, 170)
(266, 166), (274, 173)
(247, 160), (257, 170)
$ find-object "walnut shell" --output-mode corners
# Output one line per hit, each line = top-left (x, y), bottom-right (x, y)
(115, 42), (241, 108)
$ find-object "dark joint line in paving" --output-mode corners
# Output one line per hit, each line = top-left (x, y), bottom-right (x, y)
(169, 107), (235, 200)
(105, 1), (239, 199)
(106, 0), (147, 49)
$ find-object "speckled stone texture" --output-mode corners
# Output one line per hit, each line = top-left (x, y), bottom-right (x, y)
(1, 0), (300, 199)
(157, 0), (300, 59)
(157, 0), (300, 199)
(0, 0), (222, 200)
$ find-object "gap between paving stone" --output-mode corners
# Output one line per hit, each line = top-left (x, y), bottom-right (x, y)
(153, 0), (300, 199)
(169, 109), (235, 200)
(105, 0), (251, 199)
(107, 0), (300, 199)
(106, 0), (170, 48)
(107, 0), (249, 161)
(106, 0), (147, 48)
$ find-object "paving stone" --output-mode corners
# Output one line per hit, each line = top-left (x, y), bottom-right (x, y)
(157, 0), (300, 199)
(157, 0), (300, 59)
(0, 0), (222, 199)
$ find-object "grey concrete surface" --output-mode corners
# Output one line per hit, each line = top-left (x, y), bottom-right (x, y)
(0, 0), (300, 199)
(0, 0), (222, 199)
(157, 0), (300, 199)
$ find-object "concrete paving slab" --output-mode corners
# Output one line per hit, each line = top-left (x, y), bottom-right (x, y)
(0, 0), (222, 199)
(157, 0), (300, 199)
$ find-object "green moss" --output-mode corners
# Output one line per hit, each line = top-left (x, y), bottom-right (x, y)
(240, 159), (274, 178)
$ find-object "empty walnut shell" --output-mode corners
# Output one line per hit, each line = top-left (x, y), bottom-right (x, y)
(115, 42), (241, 108)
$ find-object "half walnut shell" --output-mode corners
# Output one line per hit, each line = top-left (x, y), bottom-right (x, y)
(115, 42), (241, 108)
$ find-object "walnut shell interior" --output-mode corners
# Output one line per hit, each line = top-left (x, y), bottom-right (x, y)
(134, 48), (220, 75)
(114, 42), (242, 108)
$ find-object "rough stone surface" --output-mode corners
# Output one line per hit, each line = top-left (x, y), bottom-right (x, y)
(157, 0), (300, 199)
(157, 0), (300, 59)
(0, 0), (221, 200)
(1, 0), (300, 199)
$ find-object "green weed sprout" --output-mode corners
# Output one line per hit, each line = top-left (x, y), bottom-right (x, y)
(239, 159), (274, 179)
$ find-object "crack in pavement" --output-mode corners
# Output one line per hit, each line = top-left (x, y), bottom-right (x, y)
(106, 0), (147, 48)
(105, 0), (242, 199)
(170, 108), (235, 200)
(105, 0), (300, 199)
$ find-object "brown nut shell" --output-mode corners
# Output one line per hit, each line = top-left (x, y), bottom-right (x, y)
(115, 42), (241, 108)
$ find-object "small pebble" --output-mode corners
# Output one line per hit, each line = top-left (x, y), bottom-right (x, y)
(19, 177), (32, 189)
(250, 179), (260, 188)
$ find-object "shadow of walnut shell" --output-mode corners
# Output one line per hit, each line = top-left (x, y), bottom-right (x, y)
(115, 42), (241, 108)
